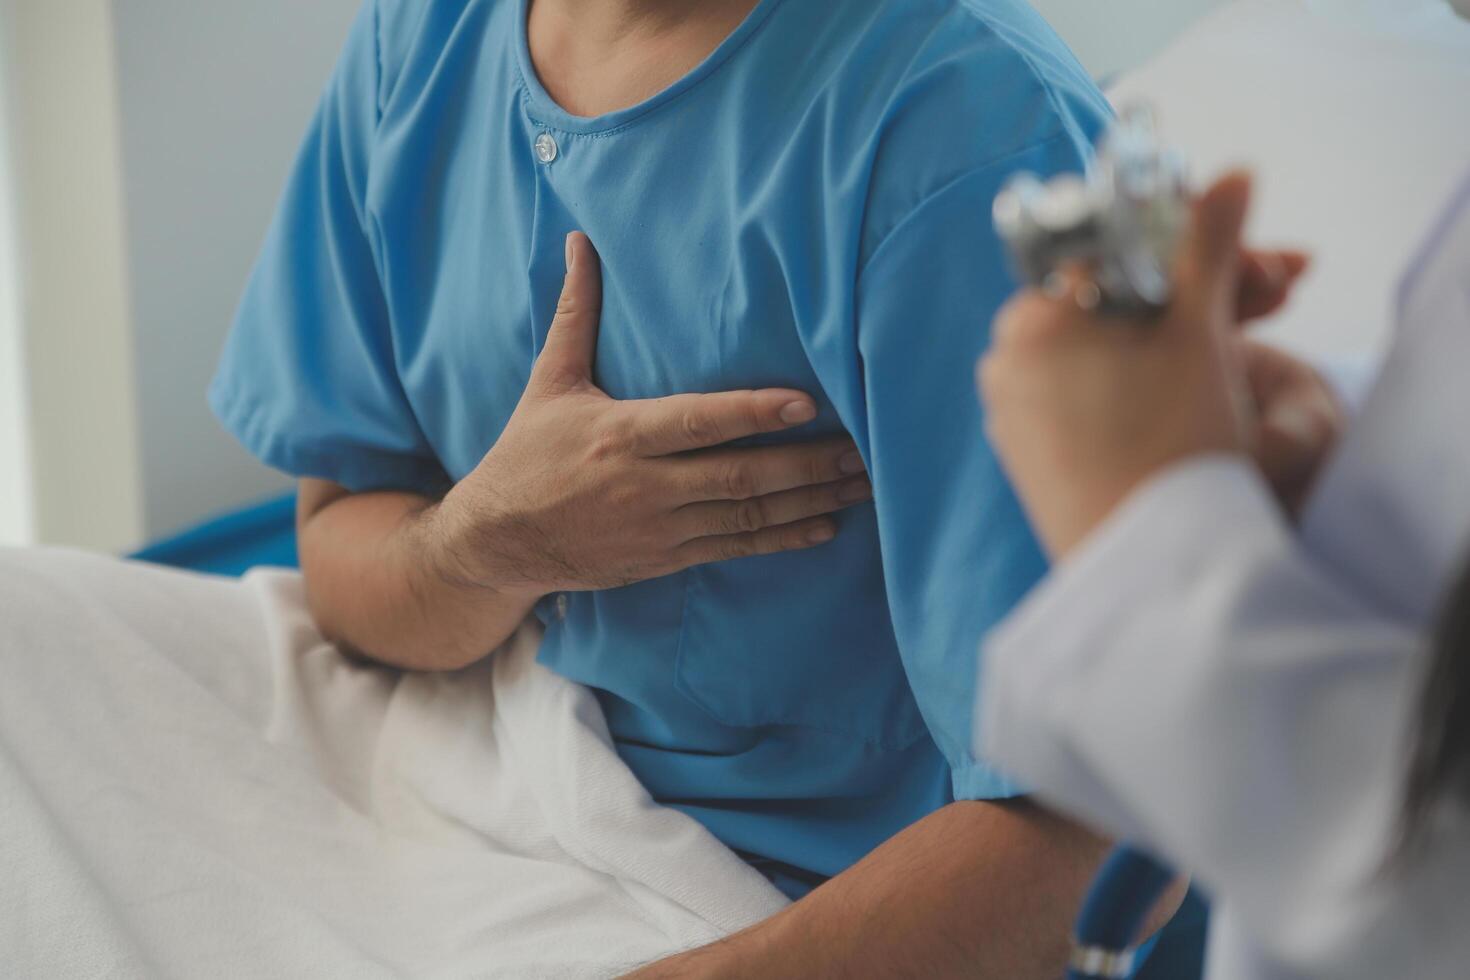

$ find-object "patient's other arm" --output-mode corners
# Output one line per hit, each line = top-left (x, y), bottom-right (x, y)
(298, 234), (873, 671)
(627, 799), (1181, 979)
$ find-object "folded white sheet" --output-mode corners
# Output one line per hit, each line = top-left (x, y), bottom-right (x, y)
(0, 548), (786, 979)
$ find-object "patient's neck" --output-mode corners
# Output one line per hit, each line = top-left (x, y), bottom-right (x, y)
(526, 0), (760, 117)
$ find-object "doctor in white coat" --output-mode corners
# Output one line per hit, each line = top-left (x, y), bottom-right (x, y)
(973, 144), (1470, 979)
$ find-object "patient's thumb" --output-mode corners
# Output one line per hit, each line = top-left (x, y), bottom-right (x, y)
(535, 232), (603, 388)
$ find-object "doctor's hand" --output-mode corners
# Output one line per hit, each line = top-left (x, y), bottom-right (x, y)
(430, 232), (870, 598)
(979, 172), (1287, 559)
(1230, 248), (1344, 514)
(1237, 339), (1343, 516)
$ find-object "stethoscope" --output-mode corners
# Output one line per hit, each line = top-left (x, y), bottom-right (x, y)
(1067, 846), (1176, 980)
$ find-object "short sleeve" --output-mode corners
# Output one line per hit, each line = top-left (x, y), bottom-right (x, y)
(853, 131), (1101, 800)
(208, 0), (449, 496)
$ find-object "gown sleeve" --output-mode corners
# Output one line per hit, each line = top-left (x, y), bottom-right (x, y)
(848, 127), (1101, 800)
(826, 0), (1114, 798)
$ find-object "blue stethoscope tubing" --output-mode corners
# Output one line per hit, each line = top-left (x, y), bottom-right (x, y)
(1066, 846), (1177, 980)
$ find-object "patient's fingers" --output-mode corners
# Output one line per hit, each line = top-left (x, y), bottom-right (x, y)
(626, 389), (819, 456)
(1236, 249), (1311, 323)
(674, 476), (871, 540)
(671, 438), (864, 503)
(671, 516), (839, 569)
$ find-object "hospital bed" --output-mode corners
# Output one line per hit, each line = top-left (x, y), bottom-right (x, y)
(131, 491), (297, 577)
(124, 0), (1470, 975)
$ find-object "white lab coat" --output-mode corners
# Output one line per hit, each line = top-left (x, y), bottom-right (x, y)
(976, 170), (1470, 979)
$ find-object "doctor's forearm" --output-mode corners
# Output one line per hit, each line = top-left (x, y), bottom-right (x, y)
(297, 479), (539, 671)
(630, 800), (1138, 979)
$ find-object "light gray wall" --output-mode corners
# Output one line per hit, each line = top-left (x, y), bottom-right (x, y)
(112, 0), (362, 539)
(1030, 0), (1229, 80)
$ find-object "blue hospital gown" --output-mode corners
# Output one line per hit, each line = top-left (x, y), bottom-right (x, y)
(210, 0), (1111, 897)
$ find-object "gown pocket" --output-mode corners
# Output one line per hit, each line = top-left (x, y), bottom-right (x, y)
(673, 507), (928, 750)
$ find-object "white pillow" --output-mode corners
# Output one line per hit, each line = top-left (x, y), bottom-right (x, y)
(1107, 0), (1470, 361)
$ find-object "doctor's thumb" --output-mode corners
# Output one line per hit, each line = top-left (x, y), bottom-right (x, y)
(1181, 171), (1254, 308)
(534, 231), (604, 389)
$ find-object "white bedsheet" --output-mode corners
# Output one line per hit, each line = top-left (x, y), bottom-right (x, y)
(0, 548), (786, 979)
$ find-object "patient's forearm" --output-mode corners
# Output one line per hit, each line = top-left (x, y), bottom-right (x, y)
(629, 801), (1122, 979)
(297, 479), (538, 671)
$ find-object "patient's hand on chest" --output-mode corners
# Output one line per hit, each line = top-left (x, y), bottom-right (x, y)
(298, 233), (870, 672)
(441, 233), (871, 596)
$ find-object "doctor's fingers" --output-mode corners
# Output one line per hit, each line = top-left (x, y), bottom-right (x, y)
(1235, 249), (1312, 324)
(667, 438), (865, 504)
(1254, 398), (1341, 515)
(622, 388), (821, 457)
(1241, 341), (1344, 433)
(1240, 340), (1343, 512)
(672, 476), (872, 540)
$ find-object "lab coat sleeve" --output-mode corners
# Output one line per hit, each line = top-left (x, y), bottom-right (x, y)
(208, 0), (449, 497)
(978, 455), (1423, 940)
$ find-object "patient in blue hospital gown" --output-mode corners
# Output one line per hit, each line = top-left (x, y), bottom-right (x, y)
(201, 0), (1130, 972)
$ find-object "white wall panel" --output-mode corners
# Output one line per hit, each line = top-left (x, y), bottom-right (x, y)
(1, 0), (143, 551)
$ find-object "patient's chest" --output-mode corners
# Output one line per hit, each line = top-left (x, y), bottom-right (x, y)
(386, 175), (837, 480)
(361, 59), (927, 758)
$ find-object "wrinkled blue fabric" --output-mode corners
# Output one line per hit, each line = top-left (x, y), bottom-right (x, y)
(211, 0), (1109, 895)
